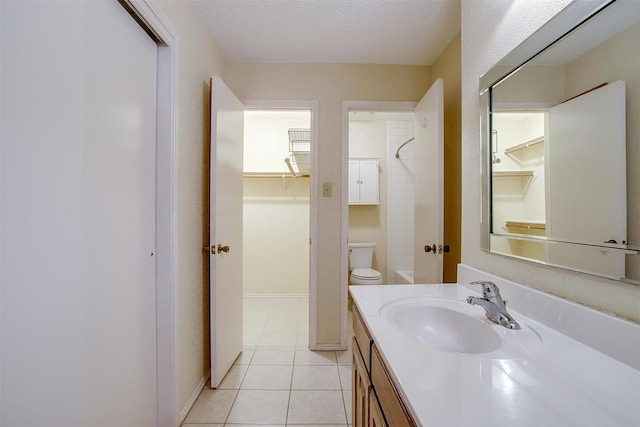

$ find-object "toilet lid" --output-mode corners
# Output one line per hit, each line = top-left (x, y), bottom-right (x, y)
(351, 268), (382, 280)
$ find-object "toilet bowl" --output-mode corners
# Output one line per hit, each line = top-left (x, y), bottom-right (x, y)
(348, 242), (383, 285)
(350, 268), (383, 285)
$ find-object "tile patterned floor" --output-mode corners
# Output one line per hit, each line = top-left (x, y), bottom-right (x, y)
(182, 296), (353, 427)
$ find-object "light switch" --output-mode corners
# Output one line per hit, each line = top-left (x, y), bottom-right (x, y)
(323, 182), (332, 197)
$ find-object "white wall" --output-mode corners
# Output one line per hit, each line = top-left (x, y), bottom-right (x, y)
(244, 110), (310, 173)
(461, 0), (640, 323)
(243, 178), (310, 295)
(156, 0), (227, 415)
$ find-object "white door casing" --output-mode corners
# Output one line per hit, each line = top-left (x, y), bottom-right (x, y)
(210, 76), (244, 387)
(414, 78), (445, 284)
(1, 0), (165, 424)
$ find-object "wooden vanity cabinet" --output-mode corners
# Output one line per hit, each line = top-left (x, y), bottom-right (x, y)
(371, 344), (416, 426)
(368, 391), (387, 427)
(353, 336), (372, 427)
(352, 305), (417, 427)
(353, 305), (372, 371)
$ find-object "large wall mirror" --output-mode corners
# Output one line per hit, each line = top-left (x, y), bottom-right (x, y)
(480, 0), (640, 284)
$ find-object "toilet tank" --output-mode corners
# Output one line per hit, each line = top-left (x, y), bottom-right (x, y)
(348, 243), (375, 269)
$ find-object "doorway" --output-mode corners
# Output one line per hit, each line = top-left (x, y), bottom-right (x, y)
(339, 101), (416, 347)
(340, 83), (445, 347)
(242, 104), (318, 348)
(347, 110), (416, 285)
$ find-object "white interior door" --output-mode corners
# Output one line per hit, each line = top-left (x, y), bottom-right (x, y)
(210, 76), (244, 387)
(546, 81), (626, 278)
(414, 78), (444, 283)
(1, 1), (158, 425)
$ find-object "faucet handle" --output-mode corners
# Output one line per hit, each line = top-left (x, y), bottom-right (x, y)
(470, 281), (504, 305)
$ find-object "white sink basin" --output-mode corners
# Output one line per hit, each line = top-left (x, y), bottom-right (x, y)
(385, 304), (501, 353)
(379, 297), (542, 358)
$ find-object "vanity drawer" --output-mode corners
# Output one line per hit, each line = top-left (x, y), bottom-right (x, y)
(371, 344), (416, 427)
(353, 304), (372, 373)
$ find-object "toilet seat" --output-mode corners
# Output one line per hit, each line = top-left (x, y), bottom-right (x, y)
(350, 268), (383, 285)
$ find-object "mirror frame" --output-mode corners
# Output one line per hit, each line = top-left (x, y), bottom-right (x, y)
(479, 0), (640, 281)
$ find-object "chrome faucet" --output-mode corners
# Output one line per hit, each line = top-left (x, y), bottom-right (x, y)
(466, 281), (521, 330)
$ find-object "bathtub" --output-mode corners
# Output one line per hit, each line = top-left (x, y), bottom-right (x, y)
(394, 270), (414, 284)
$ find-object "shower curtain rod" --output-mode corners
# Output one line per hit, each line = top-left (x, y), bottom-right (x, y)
(395, 137), (415, 159)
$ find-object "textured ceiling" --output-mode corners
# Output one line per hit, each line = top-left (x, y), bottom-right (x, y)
(194, 0), (461, 65)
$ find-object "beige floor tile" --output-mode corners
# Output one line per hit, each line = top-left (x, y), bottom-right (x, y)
(264, 319), (298, 332)
(224, 425), (283, 427)
(259, 330), (297, 346)
(338, 365), (352, 390)
(343, 390), (352, 425)
(218, 364), (248, 389)
(287, 390), (347, 425)
(234, 348), (255, 365)
(294, 349), (337, 365)
(336, 347), (353, 366)
(184, 389), (237, 424)
(241, 365), (293, 390)
(295, 331), (309, 347)
(243, 329), (263, 347)
(184, 297), (351, 427)
(226, 390), (289, 424)
(251, 348), (295, 365)
(291, 365), (341, 390)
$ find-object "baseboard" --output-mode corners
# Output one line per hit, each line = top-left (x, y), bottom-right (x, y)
(179, 372), (210, 425)
(312, 343), (347, 351)
(243, 293), (309, 298)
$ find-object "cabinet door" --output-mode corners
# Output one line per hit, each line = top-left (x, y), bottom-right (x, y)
(371, 344), (416, 426)
(358, 159), (379, 204)
(349, 159), (361, 204)
(353, 305), (372, 373)
(369, 393), (387, 427)
(353, 337), (372, 427)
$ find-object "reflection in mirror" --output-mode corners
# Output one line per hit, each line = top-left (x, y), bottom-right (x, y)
(481, 0), (640, 284)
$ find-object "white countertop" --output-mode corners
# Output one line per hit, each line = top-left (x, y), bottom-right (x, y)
(350, 283), (640, 427)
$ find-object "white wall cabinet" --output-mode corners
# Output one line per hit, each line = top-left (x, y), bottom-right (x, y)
(349, 158), (379, 205)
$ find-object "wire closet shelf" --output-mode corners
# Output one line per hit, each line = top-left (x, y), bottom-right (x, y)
(288, 128), (311, 176)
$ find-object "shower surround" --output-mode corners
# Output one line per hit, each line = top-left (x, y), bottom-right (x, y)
(387, 120), (415, 282)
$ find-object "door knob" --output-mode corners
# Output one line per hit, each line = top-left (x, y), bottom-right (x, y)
(425, 244), (450, 254)
(217, 244), (230, 253)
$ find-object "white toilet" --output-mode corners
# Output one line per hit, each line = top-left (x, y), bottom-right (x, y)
(348, 242), (383, 285)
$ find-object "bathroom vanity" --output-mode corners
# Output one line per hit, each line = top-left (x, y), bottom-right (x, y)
(350, 265), (640, 426)
(352, 303), (415, 427)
